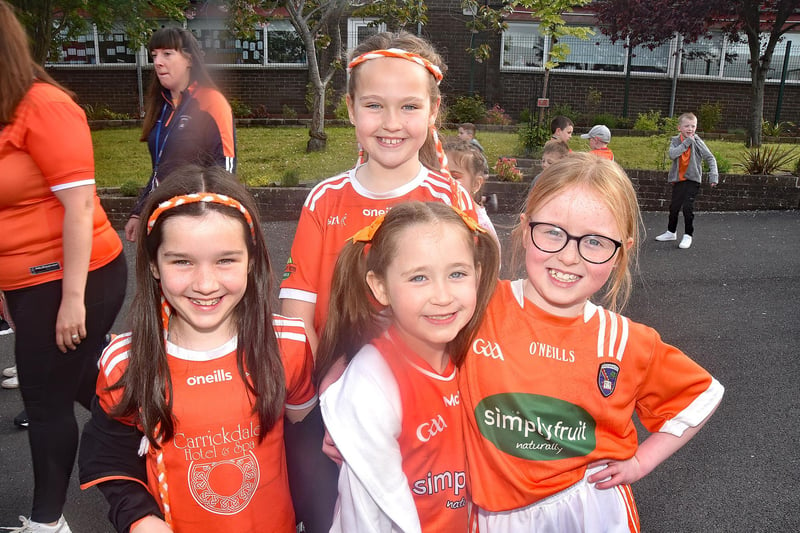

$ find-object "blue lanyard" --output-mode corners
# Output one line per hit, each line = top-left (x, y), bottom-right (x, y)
(152, 95), (182, 185)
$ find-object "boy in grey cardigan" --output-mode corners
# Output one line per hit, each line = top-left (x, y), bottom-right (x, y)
(655, 112), (718, 249)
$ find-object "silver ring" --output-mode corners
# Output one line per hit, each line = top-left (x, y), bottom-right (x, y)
(71, 334), (80, 341)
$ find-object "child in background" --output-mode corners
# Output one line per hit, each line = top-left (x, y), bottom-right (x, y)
(460, 154), (724, 532)
(280, 31), (475, 353)
(79, 166), (317, 533)
(582, 124), (614, 160)
(550, 115), (574, 145)
(457, 122), (485, 153)
(530, 139), (571, 190)
(445, 139), (499, 243)
(655, 112), (718, 250)
(319, 202), (500, 532)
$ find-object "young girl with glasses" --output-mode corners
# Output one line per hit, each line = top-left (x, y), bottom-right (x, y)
(459, 153), (724, 532)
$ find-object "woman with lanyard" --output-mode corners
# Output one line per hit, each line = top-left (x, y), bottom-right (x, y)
(0, 2), (127, 530)
(125, 27), (236, 242)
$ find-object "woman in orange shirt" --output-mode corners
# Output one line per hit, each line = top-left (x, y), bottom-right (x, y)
(0, 3), (126, 531)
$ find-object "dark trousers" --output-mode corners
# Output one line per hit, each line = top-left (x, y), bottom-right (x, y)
(667, 180), (701, 236)
(4, 254), (127, 523)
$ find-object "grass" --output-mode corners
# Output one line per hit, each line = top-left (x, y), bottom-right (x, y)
(92, 126), (799, 188)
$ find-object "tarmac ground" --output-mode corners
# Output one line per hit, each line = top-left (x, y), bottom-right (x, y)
(1, 210), (798, 532)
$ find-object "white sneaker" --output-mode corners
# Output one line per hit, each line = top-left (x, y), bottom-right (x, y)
(679, 235), (693, 249)
(1, 375), (18, 389)
(1, 515), (72, 532)
(655, 231), (677, 242)
(2, 365), (16, 377)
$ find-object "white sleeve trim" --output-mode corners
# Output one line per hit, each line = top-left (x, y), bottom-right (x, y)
(659, 378), (725, 437)
(286, 394), (318, 411)
(50, 178), (95, 192)
(278, 288), (318, 304)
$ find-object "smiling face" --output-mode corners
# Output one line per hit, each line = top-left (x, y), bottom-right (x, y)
(152, 47), (192, 97)
(522, 184), (623, 317)
(152, 211), (249, 350)
(347, 57), (439, 183)
(367, 221), (478, 371)
(679, 117), (697, 138)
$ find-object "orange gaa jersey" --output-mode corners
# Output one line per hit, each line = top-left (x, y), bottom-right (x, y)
(323, 328), (468, 532)
(279, 165), (476, 334)
(0, 82), (121, 290)
(92, 316), (316, 533)
(460, 280), (723, 512)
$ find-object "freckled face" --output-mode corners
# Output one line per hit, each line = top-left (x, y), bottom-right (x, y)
(522, 185), (622, 317)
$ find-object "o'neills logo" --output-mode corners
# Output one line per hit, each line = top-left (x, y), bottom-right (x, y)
(476, 393), (596, 461)
(187, 369), (233, 386)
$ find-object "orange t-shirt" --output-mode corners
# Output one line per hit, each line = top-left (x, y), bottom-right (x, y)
(678, 135), (692, 180)
(460, 280), (723, 512)
(96, 316), (316, 532)
(589, 147), (614, 161)
(0, 82), (121, 290)
(279, 165), (476, 334)
(374, 330), (469, 532)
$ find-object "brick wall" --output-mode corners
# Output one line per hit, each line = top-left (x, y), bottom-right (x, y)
(98, 173), (799, 230)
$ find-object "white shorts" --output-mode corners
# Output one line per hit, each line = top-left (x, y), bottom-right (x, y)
(476, 467), (640, 533)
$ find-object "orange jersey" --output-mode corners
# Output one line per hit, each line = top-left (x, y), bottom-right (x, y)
(279, 165), (476, 334)
(0, 82), (121, 290)
(589, 147), (614, 161)
(95, 316), (316, 532)
(322, 328), (468, 532)
(460, 280), (723, 512)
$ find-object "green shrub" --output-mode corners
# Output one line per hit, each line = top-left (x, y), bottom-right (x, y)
(644, 134), (671, 171)
(119, 180), (141, 197)
(762, 120), (796, 137)
(518, 122), (550, 156)
(281, 104), (298, 119)
(616, 117), (635, 129)
(229, 99), (252, 118)
(549, 103), (577, 122)
(634, 110), (662, 132)
(591, 113), (619, 129)
(697, 102), (723, 132)
(305, 83), (336, 114)
(334, 95), (350, 121)
(661, 115), (679, 135)
(737, 145), (798, 175)
(446, 95), (486, 124)
(712, 151), (732, 174)
(519, 109), (533, 123)
(280, 168), (301, 187)
(82, 103), (131, 121)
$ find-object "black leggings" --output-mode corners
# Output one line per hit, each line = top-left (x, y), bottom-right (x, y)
(4, 254), (127, 523)
(667, 180), (701, 236)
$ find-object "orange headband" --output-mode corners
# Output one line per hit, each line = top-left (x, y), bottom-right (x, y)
(146, 193), (256, 240)
(348, 48), (443, 85)
(350, 205), (486, 244)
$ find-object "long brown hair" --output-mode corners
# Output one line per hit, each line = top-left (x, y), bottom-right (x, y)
(140, 28), (218, 141)
(0, 0), (73, 124)
(511, 153), (641, 312)
(347, 31), (447, 173)
(315, 202), (499, 383)
(113, 165), (285, 447)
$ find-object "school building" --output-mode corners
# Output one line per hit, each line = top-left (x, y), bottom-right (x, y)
(46, 1), (800, 129)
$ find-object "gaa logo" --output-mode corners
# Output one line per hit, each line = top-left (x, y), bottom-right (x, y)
(416, 415), (447, 442)
(472, 338), (504, 361)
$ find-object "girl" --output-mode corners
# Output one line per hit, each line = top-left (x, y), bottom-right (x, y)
(319, 202), (499, 532)
(125, 27), (236, 242)
(79, 166), (316, 533)
(444, 139), (498, 244)
(459, 154), (724, 532)
(279, 31), (475, 354)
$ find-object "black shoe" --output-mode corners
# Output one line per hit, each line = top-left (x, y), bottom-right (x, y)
(13, 410), (28, 429)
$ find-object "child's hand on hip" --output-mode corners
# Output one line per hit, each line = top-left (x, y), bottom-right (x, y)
(587, 457), (645, 489)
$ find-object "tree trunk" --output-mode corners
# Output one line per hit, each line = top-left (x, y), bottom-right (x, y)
(537, 68), (551, 126)
(307, 79), (328, 152)
(748, 67), (766, 147)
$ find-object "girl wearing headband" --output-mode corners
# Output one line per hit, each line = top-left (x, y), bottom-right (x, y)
(318, 202), (499, 532)
(280, 31), (476, 355)
(79, 166), (317, 533)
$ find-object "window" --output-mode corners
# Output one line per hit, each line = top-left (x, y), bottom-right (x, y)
(681, 32), (724, 77)
(557, 30), (625, 73)
(501, 22), (545, 69)
(55, 29), (97, 65)
(53, 26), (136, 65)
(630, 41), (672, 75)
(347, 18), (386, 52)
(265, 20), (306, 65)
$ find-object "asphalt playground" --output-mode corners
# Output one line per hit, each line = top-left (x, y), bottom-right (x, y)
(0, 209), (798, 532)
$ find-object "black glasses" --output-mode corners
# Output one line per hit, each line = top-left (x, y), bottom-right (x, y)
(529, 222), (622, 264)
